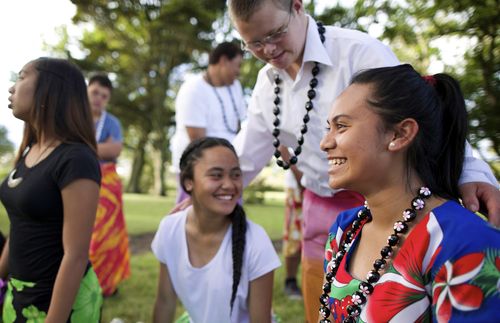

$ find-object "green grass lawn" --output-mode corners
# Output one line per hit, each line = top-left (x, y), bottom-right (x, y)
(0, 192), (305, 323)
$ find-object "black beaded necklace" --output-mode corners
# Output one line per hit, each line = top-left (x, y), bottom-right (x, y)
(272, 21), (326, 169)
(319, 187), (432, 323)
(206, 72), (241, 134)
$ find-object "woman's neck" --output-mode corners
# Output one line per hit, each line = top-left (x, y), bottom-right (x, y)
(188, 203), (231, 235)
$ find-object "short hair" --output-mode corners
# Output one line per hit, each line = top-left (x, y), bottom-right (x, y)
(228, 0), (292, 22)
(208, 42), (243, 65)
(88, 73), (113, 92)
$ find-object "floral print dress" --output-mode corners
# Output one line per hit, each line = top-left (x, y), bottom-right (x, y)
(324, 200), (500, 322)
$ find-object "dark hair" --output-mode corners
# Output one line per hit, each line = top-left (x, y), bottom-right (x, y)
(208, 42), (243, 65)
(228, 0), (292, 21)
(16, 57), (97, 162)
(179, 137), (247, 313)
(350, 64), (467, 200)
(88, 73), (113, 92)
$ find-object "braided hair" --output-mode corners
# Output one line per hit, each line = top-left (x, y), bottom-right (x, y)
(179, 137), (247, 313)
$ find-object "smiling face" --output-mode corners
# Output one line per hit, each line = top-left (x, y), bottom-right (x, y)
(320, 83), (395, 194)
(8, 61), (38, 121)
(184, 146), (243, 217)
(233, 0), (307, 70)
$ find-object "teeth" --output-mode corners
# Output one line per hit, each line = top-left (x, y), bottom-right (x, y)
(329, 158), (346, 166)
(216, 195), (233, 200)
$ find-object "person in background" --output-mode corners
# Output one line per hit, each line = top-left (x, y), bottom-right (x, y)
(170, 42), (246, 204)
(0, 57), (102, 322)
(153, 137), (280, 323)
(320, 64), (500, 322)
(227, 0), (500, 320)
(87, 74), (131, 297)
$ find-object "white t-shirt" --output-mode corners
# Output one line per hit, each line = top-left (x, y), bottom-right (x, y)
(170, 74), (247, 173)
(151, 208), (281, 323)
(233, 15), (498, 196)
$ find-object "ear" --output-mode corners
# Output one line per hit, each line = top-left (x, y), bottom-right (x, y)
(184, 179), (194, 193)
(292, 0), (304, 14)
(387, 118), (419, 151)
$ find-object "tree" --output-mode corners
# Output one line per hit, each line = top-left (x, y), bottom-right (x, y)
(54, 0), (227, 194)
(319, 0), (499, 177)
(0, 126), (13, 157)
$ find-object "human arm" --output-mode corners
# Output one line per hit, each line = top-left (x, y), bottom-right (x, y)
(153, 263), (177, 323)
(0, 238), (9, 279)
(97, 114), (123, 161)
(248, 271), (274, 323)
(232, 92), (275, 187)
(186, 126), (206, 141)
(45, 178), (99, 323)
(278, 145), (303, 186)
(97, 136), (122, 160)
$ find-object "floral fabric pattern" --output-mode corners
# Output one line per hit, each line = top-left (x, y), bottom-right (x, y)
(323, 201), (500, 322)
(2, 269), (102, 323)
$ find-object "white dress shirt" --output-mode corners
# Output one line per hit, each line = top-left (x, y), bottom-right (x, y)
(233, 15), (498, 197)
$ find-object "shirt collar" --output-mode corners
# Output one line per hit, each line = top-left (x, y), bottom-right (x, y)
(302, 15), (332, 67)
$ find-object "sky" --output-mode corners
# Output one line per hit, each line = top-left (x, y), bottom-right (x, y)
(0, 0), (468, 149)
(0, 1), (77, 146)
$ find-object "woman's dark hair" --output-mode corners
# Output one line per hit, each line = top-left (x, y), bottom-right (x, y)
(208, 42), (243, 65)
(179, 137), (247, 313)
(351, 64), (467, 200)
(16, 57), (96, 162)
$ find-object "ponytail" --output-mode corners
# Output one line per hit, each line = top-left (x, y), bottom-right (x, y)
(230, 203), (247, 313)
(432, 74), (468, 200)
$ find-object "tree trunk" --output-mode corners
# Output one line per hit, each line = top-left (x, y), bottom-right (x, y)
(126, 136), (148, 193)
(152, 146), (168, 196)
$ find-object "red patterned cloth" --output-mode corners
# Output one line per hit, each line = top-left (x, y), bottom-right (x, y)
(89, 163), (131, 296)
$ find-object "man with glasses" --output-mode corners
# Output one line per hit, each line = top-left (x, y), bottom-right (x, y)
(227, 0), (500, 321)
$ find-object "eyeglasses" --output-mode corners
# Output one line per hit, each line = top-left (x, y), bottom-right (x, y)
(240, 14), (292, 52)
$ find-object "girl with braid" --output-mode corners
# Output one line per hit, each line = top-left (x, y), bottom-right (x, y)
(152, 137), (280, 323)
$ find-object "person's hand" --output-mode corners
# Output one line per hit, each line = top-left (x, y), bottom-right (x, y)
(459, 182), (500, 227)
(278, 145), (291, 161)
(169, 197), (192, 214)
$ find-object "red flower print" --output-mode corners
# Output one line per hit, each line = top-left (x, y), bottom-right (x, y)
(364, 214), (443, 322)
(331, 295), (352, 322)
(325, 249), (333, 262)
(432, 253), (485, 323)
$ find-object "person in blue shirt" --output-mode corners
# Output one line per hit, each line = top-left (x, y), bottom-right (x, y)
(87, 74), (131, 297)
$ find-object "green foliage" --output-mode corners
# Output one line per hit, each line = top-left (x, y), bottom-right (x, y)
(243, 177), (274, 204)
(318, 0), (500, 176)
(0, 126), (14, 157)
(51, 1), (227, 193)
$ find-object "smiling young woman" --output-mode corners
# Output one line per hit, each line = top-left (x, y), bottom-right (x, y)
(152, 137), (280, 323)
(319, 64), (500, 323)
